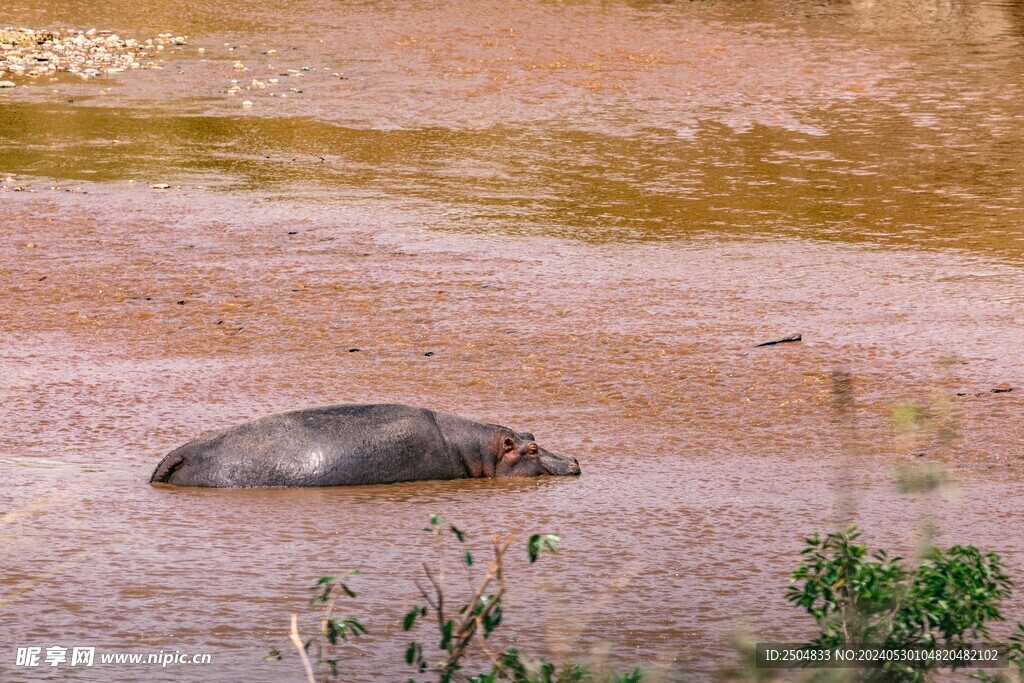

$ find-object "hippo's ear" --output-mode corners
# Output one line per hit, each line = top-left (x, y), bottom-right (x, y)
(500, 436), (520, 462)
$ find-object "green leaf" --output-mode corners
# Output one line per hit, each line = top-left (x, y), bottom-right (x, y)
(403, 605), (424, 631)
(325, 618), (345, 644)
(528, 533), (561, 563)
(450, 525), (465, 542)
(482, 599), (503, 637)
(440, 619), (454, 649)
(465, 550), (473, 566)
(405, 640), (421, 665)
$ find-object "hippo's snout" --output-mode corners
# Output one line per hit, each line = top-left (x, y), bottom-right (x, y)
(539, 449), (581, 476)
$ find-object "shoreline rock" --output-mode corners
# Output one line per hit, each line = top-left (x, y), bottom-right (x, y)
(0, 27), (179, 81)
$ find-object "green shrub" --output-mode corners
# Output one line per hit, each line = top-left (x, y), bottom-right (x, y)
(786, 525), (1021, 681)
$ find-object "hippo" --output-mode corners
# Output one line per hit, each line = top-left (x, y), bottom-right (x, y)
(149, 403), (581, 487)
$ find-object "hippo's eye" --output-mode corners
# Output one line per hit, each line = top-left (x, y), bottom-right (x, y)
(527, 443), (539, 454)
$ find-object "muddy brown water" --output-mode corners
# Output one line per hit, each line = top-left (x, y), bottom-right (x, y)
(2, 1), (1024, 681)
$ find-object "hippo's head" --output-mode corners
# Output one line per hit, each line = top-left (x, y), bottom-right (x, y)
(495, 431), (581, 478)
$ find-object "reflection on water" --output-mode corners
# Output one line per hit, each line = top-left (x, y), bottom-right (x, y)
(2, 1), (1024, 681)
(2, 106), (1022, 256)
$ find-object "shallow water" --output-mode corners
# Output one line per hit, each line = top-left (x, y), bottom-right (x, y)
(2, 1), (1024, 681)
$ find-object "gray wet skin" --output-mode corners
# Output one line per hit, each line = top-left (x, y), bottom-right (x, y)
(149, 404), (581, 488)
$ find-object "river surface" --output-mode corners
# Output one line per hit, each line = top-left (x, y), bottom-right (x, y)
(2, 1), (1024, 681)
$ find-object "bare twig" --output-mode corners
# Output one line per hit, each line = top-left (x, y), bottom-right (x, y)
(289, 613), (316, 683)
(440, 533), (516, 678)
(317, 589), (342, 681)
(414, 576), (439, 611)
(437, 527), (446, 620)
(547, 559), (640, 669)
(474, 622), (512, 679)
(423, 561), (447, 633)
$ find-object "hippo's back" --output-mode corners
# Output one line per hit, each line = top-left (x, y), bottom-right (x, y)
(149, 404), (460, 487)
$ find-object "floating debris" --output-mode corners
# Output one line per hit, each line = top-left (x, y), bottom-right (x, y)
(754, 332), (802, 347)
